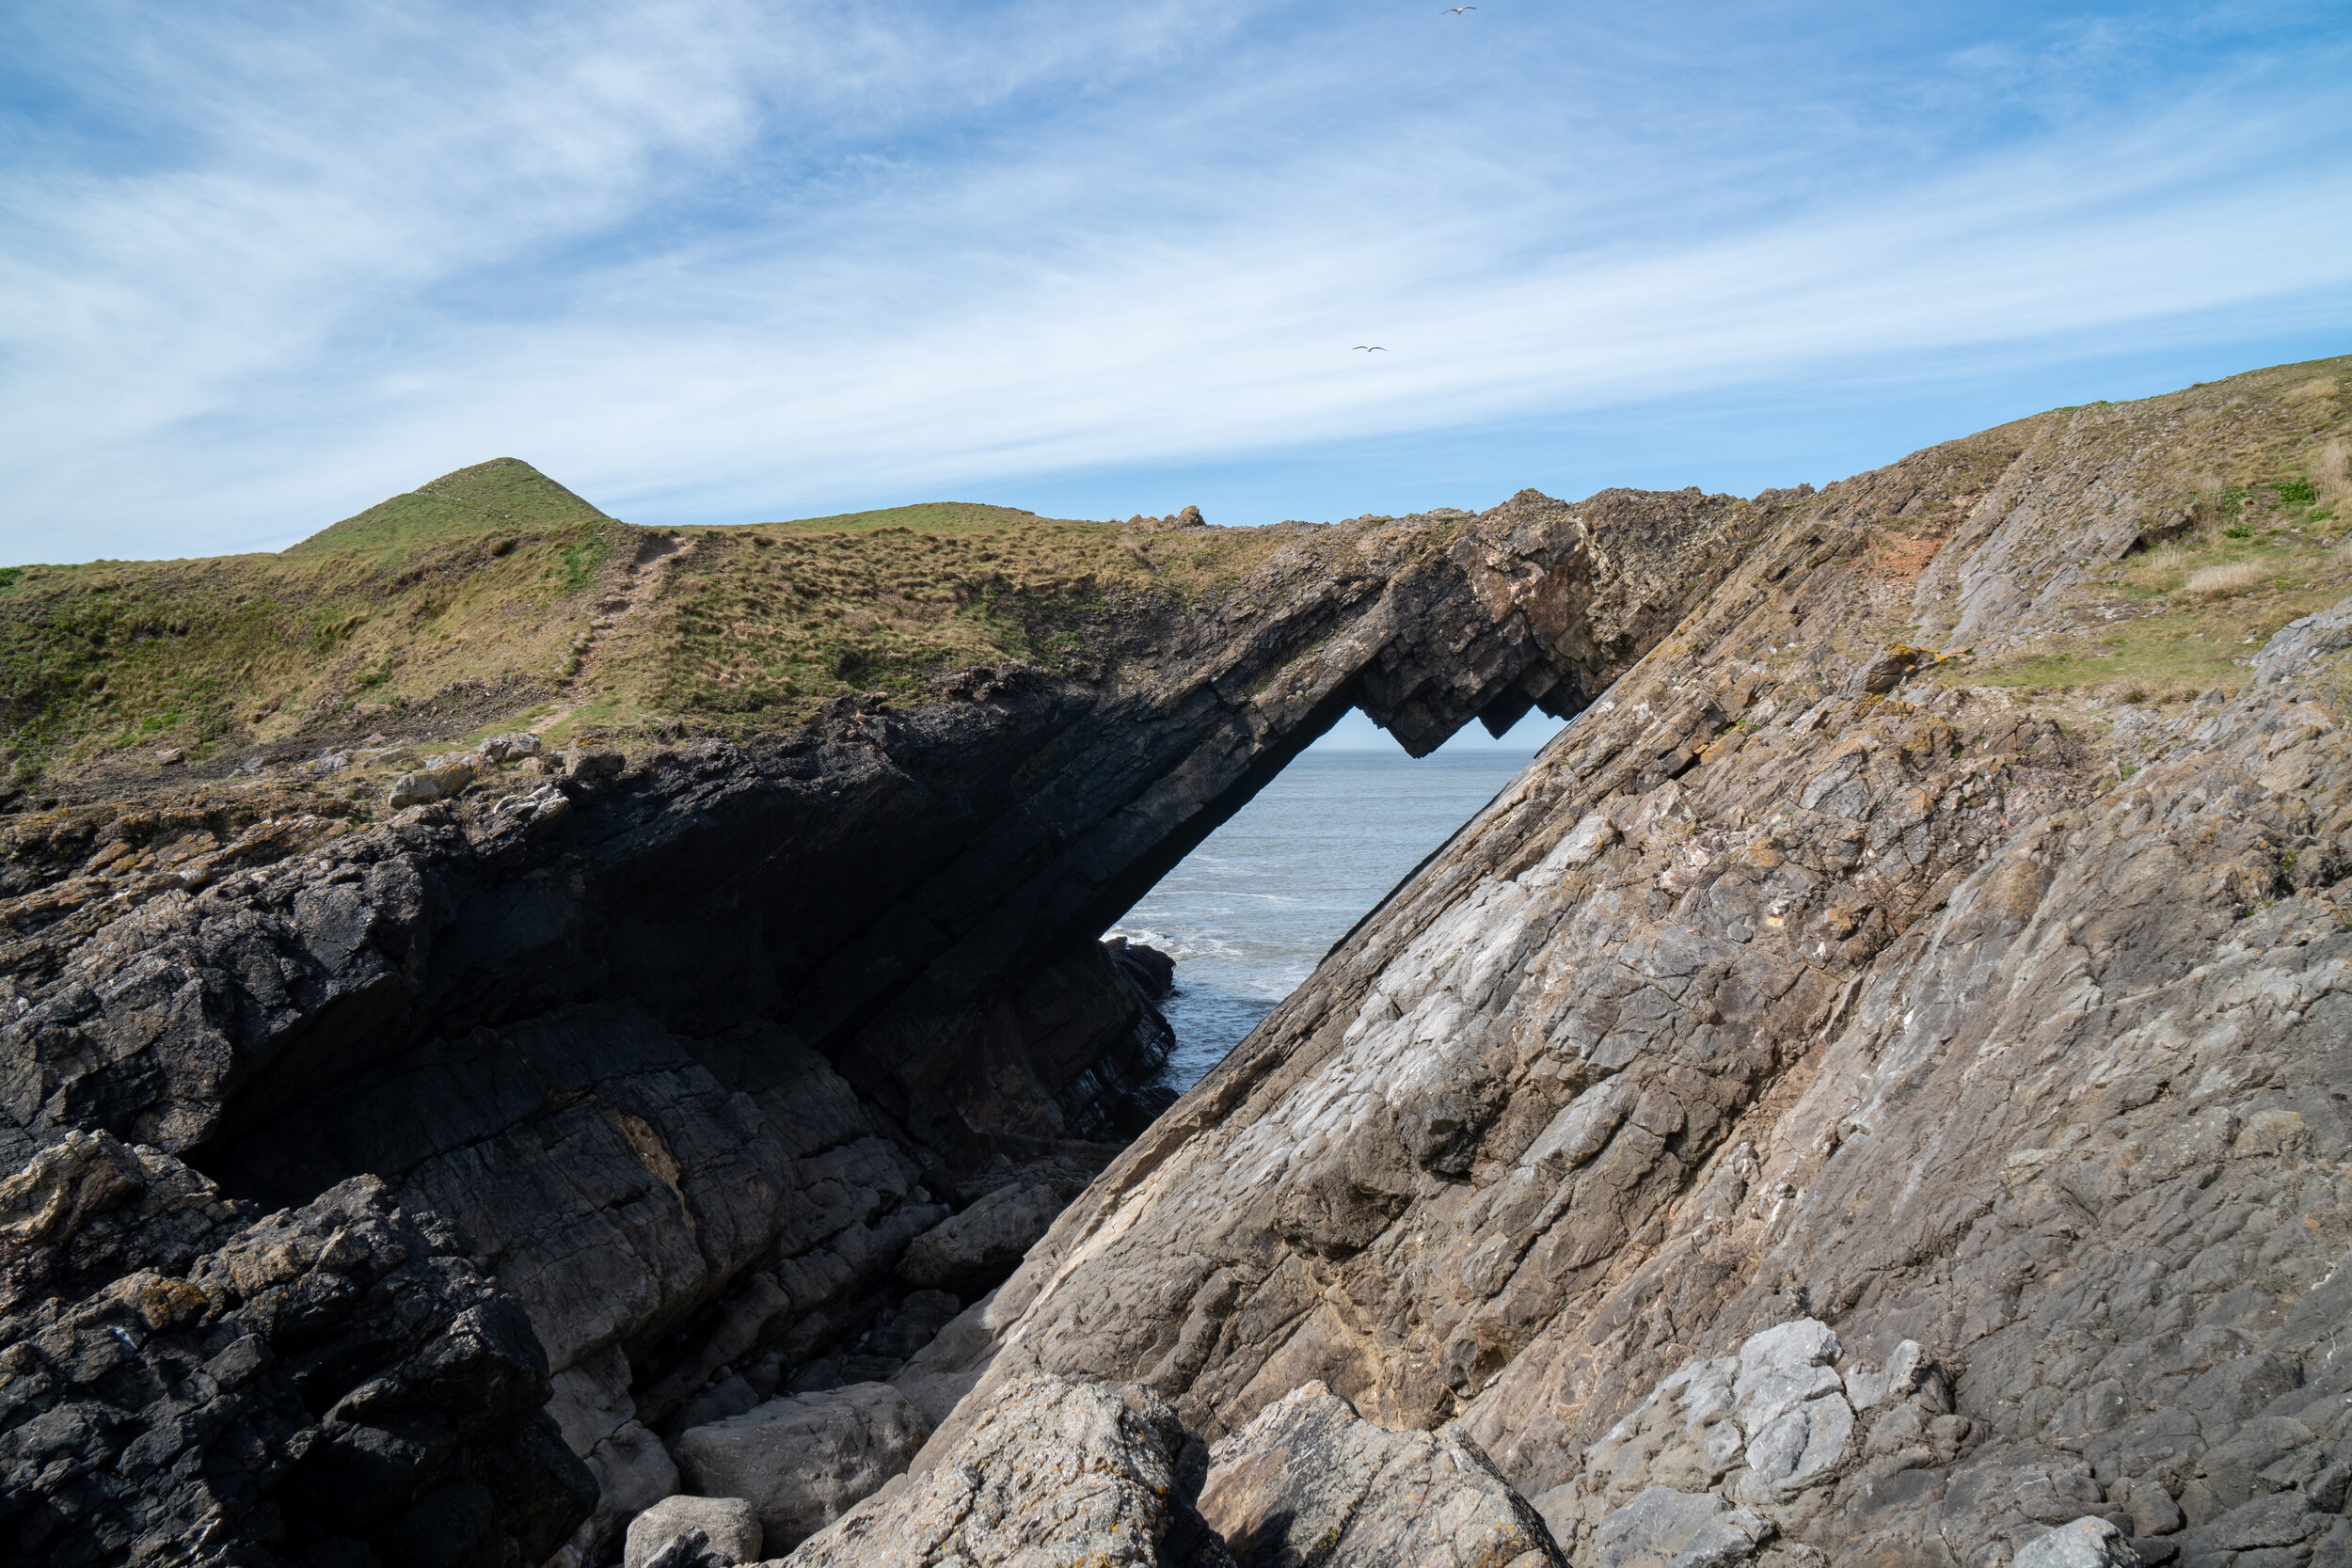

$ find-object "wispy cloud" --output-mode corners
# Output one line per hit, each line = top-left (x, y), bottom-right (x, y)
(3, 0), (2347, 557)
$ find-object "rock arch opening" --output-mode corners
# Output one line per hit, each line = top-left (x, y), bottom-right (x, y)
(21, 483), (1753, 1565)
(1109, 709), (1571, 1100)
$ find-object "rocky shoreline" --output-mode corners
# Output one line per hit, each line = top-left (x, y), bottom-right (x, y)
(6, 356), (2352, 1566)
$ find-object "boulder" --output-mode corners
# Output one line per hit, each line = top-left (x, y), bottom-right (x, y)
(2012, 1518), (2146, 1568)
(388, 756), (475, 806)
(626, 1496), (761, 1568)
(479, 731), (544, 764)
(896, 1182), (1063, 1292)
(1573, 1486), (1773, 1568)
(1195, 1380), (1567, 1567)
(562, 743), (626, 780)
(674, 1383), (930, 1549)
(788, 1372), (1230, 1567)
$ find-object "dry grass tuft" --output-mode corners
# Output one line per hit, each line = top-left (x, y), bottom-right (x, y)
(2316, 438), (2352, 510)
(2186, 561), (2270, 596)
(2147, 541), (2190, 573)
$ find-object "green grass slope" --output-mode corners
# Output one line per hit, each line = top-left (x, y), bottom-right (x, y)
(0, 460), (623, 779)
(285, 456), (613, 563)
(0, 466), (1286, 788)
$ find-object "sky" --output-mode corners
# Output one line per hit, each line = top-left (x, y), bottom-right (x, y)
(4, 2), (2348, 602)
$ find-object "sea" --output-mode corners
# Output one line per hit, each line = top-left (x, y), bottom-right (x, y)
(1107, 747), (1544, 1095)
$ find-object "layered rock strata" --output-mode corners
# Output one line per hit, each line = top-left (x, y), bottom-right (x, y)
(930, 371), (2352, 1567)
(5, 356), (2348, 1564)
(0, 482), (1764, 1561)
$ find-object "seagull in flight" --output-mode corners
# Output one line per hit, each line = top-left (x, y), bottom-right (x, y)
(1443, 6), (1476, 12)
(1354, 344), (1387, 352)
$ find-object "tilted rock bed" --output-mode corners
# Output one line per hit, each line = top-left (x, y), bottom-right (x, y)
(919, 373), (2352, 1567)
(5, 356), (2352, 1563)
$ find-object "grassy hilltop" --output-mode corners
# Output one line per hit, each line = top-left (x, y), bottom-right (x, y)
(0, 459), (1293, 797)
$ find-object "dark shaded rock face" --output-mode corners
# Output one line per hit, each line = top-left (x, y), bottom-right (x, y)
(0, 1129), (594, 1566)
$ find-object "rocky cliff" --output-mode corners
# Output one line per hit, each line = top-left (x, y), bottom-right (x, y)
(939, 358), (2352, 1566)
(3, 355), (2349, 1566)
(0, 459), (1770, 1563)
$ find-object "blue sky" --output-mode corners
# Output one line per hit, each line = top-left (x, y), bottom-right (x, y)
(3, 0), (2347, 610)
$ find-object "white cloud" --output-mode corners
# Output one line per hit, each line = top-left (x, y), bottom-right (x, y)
(2, 1), (2347, 556)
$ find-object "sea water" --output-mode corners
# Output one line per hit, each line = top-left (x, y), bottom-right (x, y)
(1108, 748), (1541, 1094)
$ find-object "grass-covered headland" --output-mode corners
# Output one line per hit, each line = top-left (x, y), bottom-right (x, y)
(0, 460), (1288, 802)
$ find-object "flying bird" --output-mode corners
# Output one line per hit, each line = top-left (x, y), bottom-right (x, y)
(1443, 6), (1476, 13)
(1354, 344), (1388, 352)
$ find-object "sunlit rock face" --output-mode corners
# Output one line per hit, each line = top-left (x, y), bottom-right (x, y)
(926, 367), (2352, 1567)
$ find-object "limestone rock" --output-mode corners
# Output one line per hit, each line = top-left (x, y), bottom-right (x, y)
(1839, 1338), (1924, 1412)
(387, 755), (474, 806)
(628, 1495), (762, 1568)
(2012, 1518), (2145, 1568)
(1195, 1381), (1566, 1567)
(896, 1183), (1062, 1292)
(787, 1372), (1228, 1567)
(1732, 1319), (1842, 1433)
(675, 1383), (930, 1549)
(2254, 594), (2352, 685)
(946, 380), (2352, 1568)
(1471, 1319), (1872, 1560)
(1565, 1485), (1773, 1568)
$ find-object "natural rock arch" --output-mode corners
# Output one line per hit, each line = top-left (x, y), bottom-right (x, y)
(1, 482), (1772, 1564)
